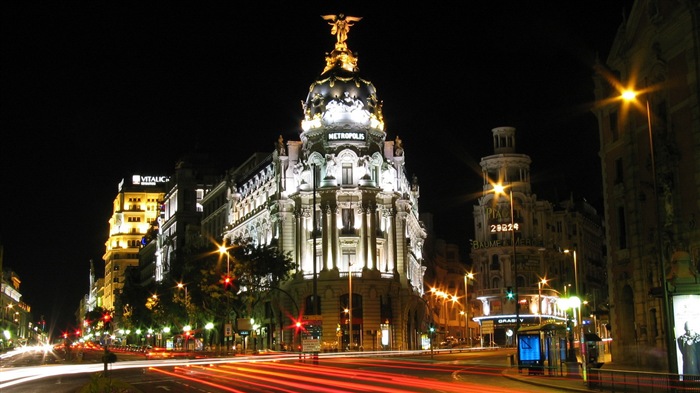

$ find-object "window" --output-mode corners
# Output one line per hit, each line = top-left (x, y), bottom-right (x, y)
(113, 277), (119, 283)
(617, 205), (627, 249)
(609, 111), (619, 142)
(342, 163), (353, 185)
(305, 295), (321, 314)
(615, 158), (623, 184)
(342, 208), (354, 232)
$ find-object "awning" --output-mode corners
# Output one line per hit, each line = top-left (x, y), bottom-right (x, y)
(518, 322), (567, 333)
(584, 333), (602, 342)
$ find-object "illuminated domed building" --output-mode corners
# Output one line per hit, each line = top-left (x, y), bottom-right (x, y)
(204, 15), (428, 351)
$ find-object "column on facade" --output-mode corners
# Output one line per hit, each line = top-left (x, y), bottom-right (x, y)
(297, 209), (305, 273)
(389, 208), (398, 275)
(321, 203), (330, 272)
(330, 203), (339, 270)
(369, 203), (377, 270)
(361, 205), (369, 268)
(380, 206), (392, 273)
(394, 211), (407, 276)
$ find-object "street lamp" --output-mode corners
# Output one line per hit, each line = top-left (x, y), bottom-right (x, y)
(494, 184), (519, 348)
(564, 249), (582, 363)
(348, 260), (353, 352)
(564, 250), (579, 298)
(464, 272), (474, 346)
(177, 283), (188, 322)
(621, 89), (675, 373)
(560, 296), (581, 362)
(183, 325), (191, 352)
(219, 244), (231, 276)
(537, 277), (548, 324)
(430, 288), (450, 340)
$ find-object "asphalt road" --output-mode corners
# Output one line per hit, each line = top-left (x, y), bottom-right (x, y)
(1, 347), (571, 393)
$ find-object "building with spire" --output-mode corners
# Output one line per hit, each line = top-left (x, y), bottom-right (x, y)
(203, 14), (428, 351)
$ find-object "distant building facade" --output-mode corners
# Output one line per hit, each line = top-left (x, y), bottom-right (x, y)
(102, 175), (167, 310)
(470, 126), (606, 352)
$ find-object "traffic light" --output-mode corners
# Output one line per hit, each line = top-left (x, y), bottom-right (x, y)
(222, 275), (238, 292)
(506, 287), (514, 300)
(429, 324), (435, 333)
(103, 313), (112, 330)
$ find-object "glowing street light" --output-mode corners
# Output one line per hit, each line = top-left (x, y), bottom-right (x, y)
(621, 88), (674, 373)
(537, 277), (548, 324)
(177, 283), (189, 323)
(464, 272), (475, 346)
(219, 244), (231, 276)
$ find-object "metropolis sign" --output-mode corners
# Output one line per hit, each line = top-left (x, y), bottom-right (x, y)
(327, 131), (366, 141)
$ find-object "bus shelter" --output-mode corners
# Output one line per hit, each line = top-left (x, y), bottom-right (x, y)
(517, 322), (567, 375)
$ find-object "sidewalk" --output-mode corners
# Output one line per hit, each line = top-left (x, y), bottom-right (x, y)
(502, 366), (594, 392)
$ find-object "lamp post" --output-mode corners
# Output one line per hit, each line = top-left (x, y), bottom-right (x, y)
(218, 243), (234, 353)
(494, 184), (518, 350)
(177, 283), (188, 323)
(205, 322), (214, 351)
(219, 244), (230, 276)
(564, 249), (582, 364)
(621, 89), (675, 373)
(564, 250), (579, 297)
(348, 260), (353, 352)
(464, 272), (474, 347)
(538, 278), (548, 325)
(417, 294), (434, 359)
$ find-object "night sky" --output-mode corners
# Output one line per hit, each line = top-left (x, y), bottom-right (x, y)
(1, 1), (635, 336)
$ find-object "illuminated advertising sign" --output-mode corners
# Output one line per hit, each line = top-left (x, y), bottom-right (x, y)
(327, 131), (365, 141)
(672, 294), (700, 379)
(491, 223), (520, 233)
(132, 175), (170, 186)
(484, 206), (521, 233)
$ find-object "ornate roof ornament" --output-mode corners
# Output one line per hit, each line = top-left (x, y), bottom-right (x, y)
(320, 14), (362, 74)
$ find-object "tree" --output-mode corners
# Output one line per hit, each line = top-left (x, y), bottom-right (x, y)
(184, 236), (296, 348)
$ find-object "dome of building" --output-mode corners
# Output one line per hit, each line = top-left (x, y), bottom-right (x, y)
(300, 19), (384, 134)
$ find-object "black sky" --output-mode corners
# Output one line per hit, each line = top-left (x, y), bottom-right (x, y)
(0, 1), (634, 336)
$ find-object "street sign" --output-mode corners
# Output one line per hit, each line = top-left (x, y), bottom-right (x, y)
(302, 338), (321, 352)
(482, 320), (494, 334)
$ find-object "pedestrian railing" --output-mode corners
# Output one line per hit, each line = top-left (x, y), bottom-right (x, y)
(588, 367), (700, 392)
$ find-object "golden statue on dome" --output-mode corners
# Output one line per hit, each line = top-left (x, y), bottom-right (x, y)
(321, 14), (362, 49)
